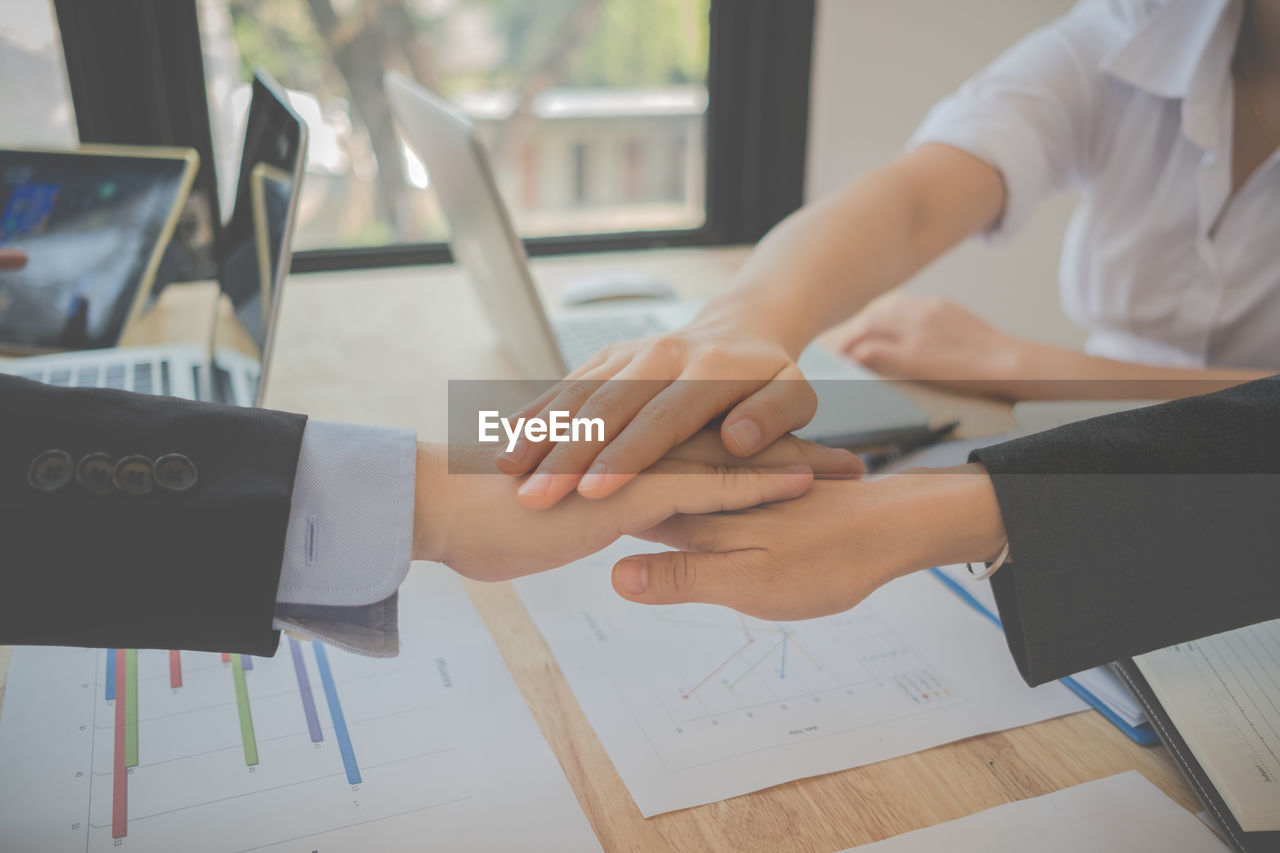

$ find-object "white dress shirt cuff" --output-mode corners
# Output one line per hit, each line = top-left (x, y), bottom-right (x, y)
(271, 420), (416, 655)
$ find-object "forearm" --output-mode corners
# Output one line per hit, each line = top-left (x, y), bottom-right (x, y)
(877, 463), (1008, 580)
(697, 145), (1003, 356)
(1007, 341), (1273, 400)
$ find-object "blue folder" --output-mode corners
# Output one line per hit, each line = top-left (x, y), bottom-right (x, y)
(928, 567), (1159, 746)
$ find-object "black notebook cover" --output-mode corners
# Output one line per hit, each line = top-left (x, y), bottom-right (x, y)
(1112, 659), (1280, 853)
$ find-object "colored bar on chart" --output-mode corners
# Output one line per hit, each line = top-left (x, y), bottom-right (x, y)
(124, 649), (139, 767)
(111, 649), (128, 839)
(288, 637), (324, 743)
(313, 641), (361, 784)
(241, 655), (254, 671)
(221, 652), (231, 663)
(105, 647), (117, 701)
(169, 650), (183, 688)
(229, 654), (260, 766)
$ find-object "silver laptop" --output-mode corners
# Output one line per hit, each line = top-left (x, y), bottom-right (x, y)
(1, 70), (306, 408)
(384, 71), (929, 444)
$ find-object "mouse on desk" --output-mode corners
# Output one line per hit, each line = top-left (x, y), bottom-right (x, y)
(560, 272), (678, 306)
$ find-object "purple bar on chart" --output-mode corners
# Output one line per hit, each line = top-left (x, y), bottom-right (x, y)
(105, 648), (117, 701)
(241, 655), (254, 671)
(288, 637), (324, 743)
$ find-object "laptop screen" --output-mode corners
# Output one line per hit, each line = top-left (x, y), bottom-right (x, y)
(0, 147), (196, 352)
(210, 71), (306, 406)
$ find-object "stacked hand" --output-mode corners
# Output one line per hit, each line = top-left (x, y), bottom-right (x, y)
(495, 315), (819, 508)
(418, 429), (866, 582)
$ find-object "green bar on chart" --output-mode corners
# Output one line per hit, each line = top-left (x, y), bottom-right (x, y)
(229, 654), (260, 765)
(124, 649), (139, 767)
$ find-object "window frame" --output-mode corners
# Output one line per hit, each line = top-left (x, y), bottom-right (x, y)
(52, 0), (815, 274)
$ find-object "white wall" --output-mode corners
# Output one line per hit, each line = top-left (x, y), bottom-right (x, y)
(805, 0), (1085, 347)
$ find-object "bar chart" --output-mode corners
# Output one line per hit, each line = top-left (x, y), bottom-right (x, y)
(0, 566), (603, 852)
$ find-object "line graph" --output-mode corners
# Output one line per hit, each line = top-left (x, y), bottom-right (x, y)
(514, 540), (1086, 815)
(634, 604), (958, 726)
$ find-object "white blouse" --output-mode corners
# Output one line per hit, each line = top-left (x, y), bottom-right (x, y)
(912, 0), (1280, 369)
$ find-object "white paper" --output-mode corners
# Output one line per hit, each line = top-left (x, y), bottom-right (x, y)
(514, 538), (1085, 815)
(0, 565), (602, 853)
(839, 771), (1227, 852)
(1134, 619), (1280, 832)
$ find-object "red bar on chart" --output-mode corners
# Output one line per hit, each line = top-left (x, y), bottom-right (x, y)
(112, 648), (128, 839)
(221, 653), (231, 663)
(169, 650), (183, 688)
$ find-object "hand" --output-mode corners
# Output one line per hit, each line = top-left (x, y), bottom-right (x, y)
(415, 433), (861, 582)
(496, 315), (818, 508)
(0, 248), (28, 270)
(838, 294), (1027, 393)
(610, 464), (1007, 620)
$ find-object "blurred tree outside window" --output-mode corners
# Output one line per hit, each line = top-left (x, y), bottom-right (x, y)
(197, 0), (709, 252)
(0, 0), (78, 149)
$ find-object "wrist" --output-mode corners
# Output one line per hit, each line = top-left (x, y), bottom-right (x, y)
(695, 290), (812, 357)
(412, 442), (454, 563)
(875, 463), (1007, 578)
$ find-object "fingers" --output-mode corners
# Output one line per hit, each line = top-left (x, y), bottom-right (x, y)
(663, 430), (863, 479)
(572, 378), (776, 502)
(612, 549), (758, 607)
(720, 363), (817, 456)
(0, 249), (28, 270)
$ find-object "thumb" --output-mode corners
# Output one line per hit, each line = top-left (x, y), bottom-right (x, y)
(612, 550), (742, 606)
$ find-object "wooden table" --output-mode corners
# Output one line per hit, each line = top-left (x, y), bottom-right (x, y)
(0, 246), (1196, 851)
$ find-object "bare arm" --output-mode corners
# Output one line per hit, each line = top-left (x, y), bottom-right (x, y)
(502, 144), (1006, 507)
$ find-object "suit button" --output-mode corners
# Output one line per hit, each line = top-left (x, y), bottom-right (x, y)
(76, 453), (116, 495)
(28, 450), (73, 491)
(154, 453), (198, 492)
(114, 455), (155, 496)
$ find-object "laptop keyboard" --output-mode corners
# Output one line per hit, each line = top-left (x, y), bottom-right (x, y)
(553, 313), (667, 370)
(14, 357), (173, 396)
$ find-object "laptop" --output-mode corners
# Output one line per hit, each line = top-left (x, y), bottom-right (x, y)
(0, 70), (307, 407)
(383, 71), (929, 445)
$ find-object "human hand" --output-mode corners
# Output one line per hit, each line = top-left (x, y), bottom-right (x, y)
(0, 248), (28, 270)
(610, 464), (1007, 620)
(838, 293), (1027, 394)
(415, 433), (861, 582)
(496, 316), (819, 508)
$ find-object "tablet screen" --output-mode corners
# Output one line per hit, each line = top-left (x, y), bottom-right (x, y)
(0, 149), (193, 351)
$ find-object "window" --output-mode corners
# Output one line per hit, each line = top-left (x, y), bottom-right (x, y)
(0, 1), (77, 148)
(197, 0), (710, 252)
(48, 0), (814, 272)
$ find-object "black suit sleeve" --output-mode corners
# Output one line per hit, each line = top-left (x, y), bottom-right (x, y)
(970, 375), (1280, 685)
(0, 374), (307, 654)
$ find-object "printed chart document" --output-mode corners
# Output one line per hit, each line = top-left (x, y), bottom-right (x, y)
(838, 771), (1227, 852)
(514, 539), (1085, 815)
(0, 565), (602, 853)
(1133, 620), (1280, 832)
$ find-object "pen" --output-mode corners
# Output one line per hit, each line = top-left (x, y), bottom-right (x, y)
(861, 420), (961, 473)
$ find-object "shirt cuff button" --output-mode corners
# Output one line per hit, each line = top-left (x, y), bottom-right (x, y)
(75, 453), (116, 495)
(154, 453), (198, 493)
(113, 455), (155, 496)
(27, 449), (73, 492)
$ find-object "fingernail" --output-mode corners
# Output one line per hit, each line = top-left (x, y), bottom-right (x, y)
(830, 448), (861, 472)
(578, 462), (608, 494)
(616, 559), (648, 594)
(518, 471), (552, 497)
(725, 418), (762, 455)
